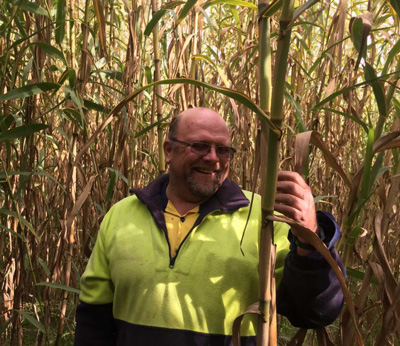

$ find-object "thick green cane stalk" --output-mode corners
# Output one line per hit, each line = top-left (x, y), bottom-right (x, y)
(257, 1), (294, 345)
(257, 0), (274, 344)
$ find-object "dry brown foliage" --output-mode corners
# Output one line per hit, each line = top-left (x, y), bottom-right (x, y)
(0, 0), (399, 345)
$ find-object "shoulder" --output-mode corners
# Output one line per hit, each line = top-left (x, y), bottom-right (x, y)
(241, 190), (261, 203)
(108, 194), (141, 214)
(100, 195), (145, 229)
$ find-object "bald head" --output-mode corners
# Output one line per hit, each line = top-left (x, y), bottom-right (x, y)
(168, 108), (230, 141)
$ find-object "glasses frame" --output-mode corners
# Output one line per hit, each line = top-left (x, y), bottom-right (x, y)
(169, 137), (236, 159)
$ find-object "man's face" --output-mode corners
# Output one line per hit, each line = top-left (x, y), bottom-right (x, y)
(164, 110), (231, 203)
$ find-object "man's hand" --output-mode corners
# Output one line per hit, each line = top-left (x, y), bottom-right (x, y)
(274, 171), (318, 253)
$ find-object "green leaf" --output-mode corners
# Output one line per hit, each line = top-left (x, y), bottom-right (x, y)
(368, 153), (389, 191)
(36, 282), (81, 294)
(98, 70), (123, 81)
(0, 124), (48, 142)
(0, 170), (66, 194)
(289, 0), (319, 28)
(31, 42), (66, 65)
(62, 109), (82, 127)
(346, 267), (378, 285)
(134, 114), (171, 138)
(105, 169), (117, 203)
(349, 13), (372, 69)
(193, 55), (229, 86)
(94, 202), (106, 217)
(314, 195), (336, 203)
(364, 63), (388, 138)
(38, 258), (51, 277)
(360, 127), (375, 201)
(349, 17), (365, 54)
(145, 10), (167, 36)
(364, 63), (387, 120)
(259, 0), (282, 18)
(15, 310), (46, 334)
(67, 89), (84, 111)
(0, 115), (15, 129)
(176, 0), (198, 25)
(144, 1), (185, 36)
(285, 91), (307, 133)
(382, 40), (400, 77)
(83, 99), (110, 113)
(107, 168), (129, 186)
(0, 209), (37, 236)
(144, 66), (153, 84)
(320, 107), (368, 133)
(13, 0), (49, 17)
(68, 68), (76, 88)
(0, 224), (25, 240)
(0, 82), (60, 101)
(203, 0), (257, 10)
(346, 226), (363, 246)
(55, 0), (66, 43)
(393, 98), (400, 123)
(230, 5), (240, 23)
(312, 74), (393, 111)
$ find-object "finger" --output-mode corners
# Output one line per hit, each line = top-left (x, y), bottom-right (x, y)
(276, 180), (307, 200)
(274, 203), (304, 223)
(277, 171), (308, 188)
(274, 202), (318, 233)
(275, 192), (304, 211)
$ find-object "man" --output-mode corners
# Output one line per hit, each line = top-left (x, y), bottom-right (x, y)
(74, 108), (344, 346)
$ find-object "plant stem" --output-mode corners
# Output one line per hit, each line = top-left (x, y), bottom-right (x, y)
(257, 1), (294, 345)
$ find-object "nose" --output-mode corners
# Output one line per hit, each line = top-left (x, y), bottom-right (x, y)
(202, 146), (219, 162)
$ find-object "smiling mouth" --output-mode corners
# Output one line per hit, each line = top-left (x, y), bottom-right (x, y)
(194, 168), (217, 174)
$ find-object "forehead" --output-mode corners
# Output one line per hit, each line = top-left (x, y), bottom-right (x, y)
(176, 112), (230, 144)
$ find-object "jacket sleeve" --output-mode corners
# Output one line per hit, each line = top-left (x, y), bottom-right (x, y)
(74, 213), (116, 346)
(276, 211), (346, 329)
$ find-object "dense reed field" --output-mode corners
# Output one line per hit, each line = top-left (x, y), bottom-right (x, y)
(1, 0), (399, 344)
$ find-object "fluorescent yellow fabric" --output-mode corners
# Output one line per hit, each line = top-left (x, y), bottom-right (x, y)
(79, 191), (291, 337)
(164, 201), (199, 257)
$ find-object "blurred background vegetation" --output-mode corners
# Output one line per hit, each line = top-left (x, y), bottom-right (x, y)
(0, 0), (399, 344)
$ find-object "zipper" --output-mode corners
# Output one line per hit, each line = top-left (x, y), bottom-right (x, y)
(166, 211), (217, 269)
(165, 205), (242, 268)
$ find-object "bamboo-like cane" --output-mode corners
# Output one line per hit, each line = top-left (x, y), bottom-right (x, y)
(151, 0), (165, 174)
(257, 0), (274, 344)
(257, 1), (294, 345)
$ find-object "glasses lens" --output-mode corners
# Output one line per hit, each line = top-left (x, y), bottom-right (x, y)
(216, 147), (233, 158)
(190, 143), (211, 155)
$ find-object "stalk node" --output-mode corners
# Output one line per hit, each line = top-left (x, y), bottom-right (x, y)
(258, 299), (270, 321)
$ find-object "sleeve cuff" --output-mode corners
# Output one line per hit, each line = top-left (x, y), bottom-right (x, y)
(288, 210), (341, 261)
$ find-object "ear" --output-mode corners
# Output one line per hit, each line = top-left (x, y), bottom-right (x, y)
(164, 139), (172, 164)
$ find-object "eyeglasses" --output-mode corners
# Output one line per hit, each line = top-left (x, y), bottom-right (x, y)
(169, 137), (236, 159)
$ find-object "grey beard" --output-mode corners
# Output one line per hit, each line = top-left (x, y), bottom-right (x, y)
(186, 169), (223, 199)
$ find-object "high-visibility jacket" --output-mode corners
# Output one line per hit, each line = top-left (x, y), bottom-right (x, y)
(75, 174), (344, 346)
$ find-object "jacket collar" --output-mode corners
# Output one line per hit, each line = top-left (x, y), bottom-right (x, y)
(130, 174), (249, 231)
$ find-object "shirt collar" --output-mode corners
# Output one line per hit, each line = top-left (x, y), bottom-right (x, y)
(130, 174), (250, 231)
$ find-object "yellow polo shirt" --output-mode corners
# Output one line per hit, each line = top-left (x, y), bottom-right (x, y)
(164, 201), (199, 257)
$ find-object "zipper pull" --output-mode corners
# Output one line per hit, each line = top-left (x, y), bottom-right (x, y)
(169, 256), (176, 268)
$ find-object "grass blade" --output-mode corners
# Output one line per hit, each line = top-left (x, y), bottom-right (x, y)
(36, 282), (80, 295)
(0, 124), (48, 142)
(15, 310), (46, 334)
(0, 83), (60, 101)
